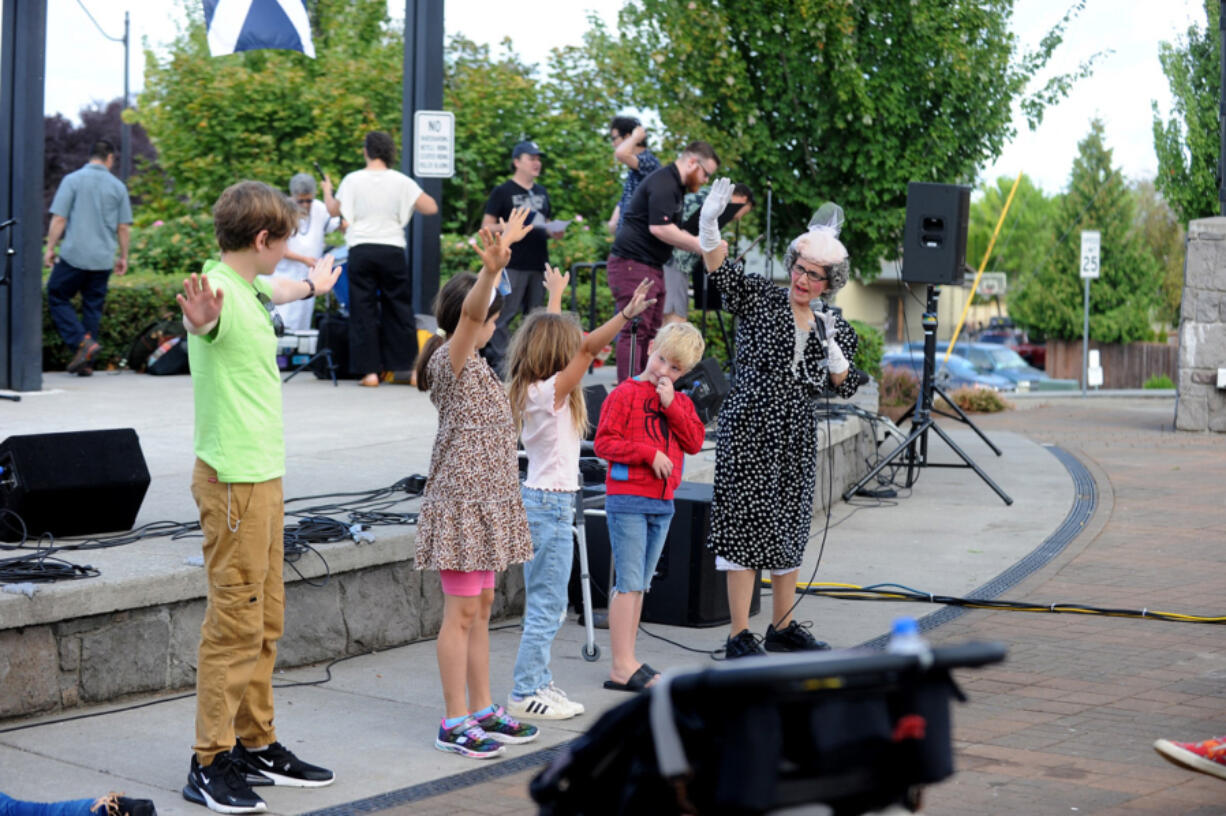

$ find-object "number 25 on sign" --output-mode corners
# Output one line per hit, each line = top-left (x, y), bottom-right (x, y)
(1080, 231), (1100, 279)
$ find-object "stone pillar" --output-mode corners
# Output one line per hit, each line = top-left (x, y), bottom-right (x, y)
(1176, 217), (1226, 431)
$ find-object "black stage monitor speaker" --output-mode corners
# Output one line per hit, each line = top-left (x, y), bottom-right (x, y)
(0, 429), (151, 542)
(642, 481), (761, 628)
(676, 358), (729, 426)
(902, 182), (971, 286)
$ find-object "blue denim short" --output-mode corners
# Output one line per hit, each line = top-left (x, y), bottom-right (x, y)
(605, 493), (674, 593)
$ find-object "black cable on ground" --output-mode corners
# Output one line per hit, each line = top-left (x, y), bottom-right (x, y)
(778, 579), (1226, 625)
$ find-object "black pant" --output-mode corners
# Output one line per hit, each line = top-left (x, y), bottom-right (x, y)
(46, 259), (111, 348)
(346, 243), (416, 375)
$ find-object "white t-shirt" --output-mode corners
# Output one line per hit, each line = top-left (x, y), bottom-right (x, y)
(337, 168), (424, 248)
(521, 374), (581, 492)
(273, 200), (337, 280)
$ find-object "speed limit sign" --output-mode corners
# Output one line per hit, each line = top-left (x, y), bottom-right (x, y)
(1080, 231), (1100, 279)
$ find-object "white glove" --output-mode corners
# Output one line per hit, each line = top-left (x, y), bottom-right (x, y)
(817, 308), (839, 341)
(825, 338), (849, 375)
(698, 177), (733, 252)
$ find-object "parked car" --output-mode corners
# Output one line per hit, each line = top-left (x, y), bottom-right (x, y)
(882, 352), (1016, 393)
(979, 328), (1046, 370)
(902, 341), (1077, 392)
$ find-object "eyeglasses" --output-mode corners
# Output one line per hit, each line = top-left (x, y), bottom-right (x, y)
(791, 265), (830, 284)
(255, 290), (285, 337)
(696, 161), (717, 182)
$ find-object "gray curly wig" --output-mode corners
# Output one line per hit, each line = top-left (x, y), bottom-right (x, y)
(783, 227), (849, 294)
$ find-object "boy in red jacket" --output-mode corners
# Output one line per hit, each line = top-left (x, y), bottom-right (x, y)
(594, 322), (707, 692)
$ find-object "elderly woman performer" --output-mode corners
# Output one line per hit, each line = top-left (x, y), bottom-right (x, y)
(271, 172), (340, 331)
(696, 179), (861, 659)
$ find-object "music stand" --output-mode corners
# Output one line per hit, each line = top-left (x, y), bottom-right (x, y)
(842, 284), (1011, 505)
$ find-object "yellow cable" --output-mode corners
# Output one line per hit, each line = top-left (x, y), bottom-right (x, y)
(944, 170), (1024, 366)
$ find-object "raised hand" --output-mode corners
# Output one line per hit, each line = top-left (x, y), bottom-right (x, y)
(698, 177), (733, 252)
(622, 278), (657, 320)
(308, 253), (343, 294)
(177, 273), (224, 329)
(471, 225), (509, 273)
(543, 263), (570, 300)
(499, 206), (533, 249)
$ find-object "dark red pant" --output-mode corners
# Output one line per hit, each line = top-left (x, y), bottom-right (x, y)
(607, 255), (665, 382)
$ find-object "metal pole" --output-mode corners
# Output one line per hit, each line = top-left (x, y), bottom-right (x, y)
(764, 183), (772, 278)
(121, 10), (131, 181)
(402, 0), (444, 320)
(1081, 278), (1089, 397)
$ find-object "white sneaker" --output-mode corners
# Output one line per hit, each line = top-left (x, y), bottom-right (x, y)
(540, 682), (585, 716)
(506, 688), (579, 721)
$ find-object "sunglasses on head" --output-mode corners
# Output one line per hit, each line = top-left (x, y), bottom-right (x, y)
(255, 290), (285, 337)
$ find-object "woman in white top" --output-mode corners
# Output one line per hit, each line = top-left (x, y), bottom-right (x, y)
(271, 173), (340, 331)
(322, 131), (438, 387)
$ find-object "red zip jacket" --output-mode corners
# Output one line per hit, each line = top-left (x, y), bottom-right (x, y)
(593, 378), (707, 500)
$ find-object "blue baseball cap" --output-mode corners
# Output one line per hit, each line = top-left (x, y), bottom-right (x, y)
(512, 140), (542, 159)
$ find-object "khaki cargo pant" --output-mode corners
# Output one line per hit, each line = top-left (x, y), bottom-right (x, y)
(190, 458), (284, 766)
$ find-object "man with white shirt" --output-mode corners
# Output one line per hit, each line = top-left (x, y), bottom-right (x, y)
(323, 131), (438, 387)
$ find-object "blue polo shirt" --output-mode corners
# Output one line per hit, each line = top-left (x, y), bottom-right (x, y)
(49, 162), (133, 271)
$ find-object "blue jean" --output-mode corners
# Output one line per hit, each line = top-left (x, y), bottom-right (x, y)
(606, 494), (674, 593)
(512, 487), (576, 697)
(46, 259), (111, 349)
(0, 793), (94, 816)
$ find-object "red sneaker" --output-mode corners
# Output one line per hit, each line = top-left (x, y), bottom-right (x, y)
(1154, 735), (1226, 781)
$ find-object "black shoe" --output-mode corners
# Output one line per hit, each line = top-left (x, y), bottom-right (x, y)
(724, 628), (767, 659)
(764, 620), (831, 652)
(91, 793), (157, 816)
(67, 334), (100, 374)
(232, 741), (335, 788)
(183, 752), (267, 814)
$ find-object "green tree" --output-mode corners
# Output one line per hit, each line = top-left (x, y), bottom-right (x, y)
(966, 174), (1059, 302)
(1132, 179), (1185, 327)
(1152, 0), (1220, 223)
(610, 0), (1100, 273)
(135, 0), (403, 212)
(1009, 120), (1156, 343)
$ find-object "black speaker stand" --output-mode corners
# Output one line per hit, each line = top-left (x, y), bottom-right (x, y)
(284, 346), (337, 386)
(843, 285), (1012, 505)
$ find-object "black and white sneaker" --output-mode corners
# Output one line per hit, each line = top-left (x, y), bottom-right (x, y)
(764, 620), (831, 652)
(183, 752), (267, 814)
(231, 741), (335, 788)
(724, 628), (767, 659)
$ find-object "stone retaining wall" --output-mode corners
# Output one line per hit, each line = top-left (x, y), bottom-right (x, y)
(0, 415), (875, 720)
(1177, 217), (1226, 431)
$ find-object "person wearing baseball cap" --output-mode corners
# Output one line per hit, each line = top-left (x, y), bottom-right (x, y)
(480, 140), (561, 374)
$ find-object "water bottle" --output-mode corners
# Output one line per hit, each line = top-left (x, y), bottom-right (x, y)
(886, 616), (933, 669)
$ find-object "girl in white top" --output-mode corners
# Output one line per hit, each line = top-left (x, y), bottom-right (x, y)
(271, 173), (340, 331)
(503, 267), (655, 720)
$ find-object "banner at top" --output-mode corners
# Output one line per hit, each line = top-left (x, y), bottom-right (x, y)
(203, 0), (316, 59)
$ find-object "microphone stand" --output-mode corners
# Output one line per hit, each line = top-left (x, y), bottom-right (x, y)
(0, 219), (21, 400)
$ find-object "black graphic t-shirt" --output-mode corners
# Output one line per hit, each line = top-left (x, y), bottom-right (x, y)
(484, 180), (551, 271)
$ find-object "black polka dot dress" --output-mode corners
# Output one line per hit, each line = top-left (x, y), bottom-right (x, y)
(706, 258), (860, 570)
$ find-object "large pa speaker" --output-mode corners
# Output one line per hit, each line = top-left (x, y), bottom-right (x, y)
(642, 481), (761, 628)
(675, 357), (729, 425)
(902, 182), (971, 285)
(311, 313), (360, 380)
(0, 429), (151, 542)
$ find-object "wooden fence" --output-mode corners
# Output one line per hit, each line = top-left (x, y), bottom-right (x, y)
(1046, 339), (1178, 389)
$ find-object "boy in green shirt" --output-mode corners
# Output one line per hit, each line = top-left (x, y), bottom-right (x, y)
(177, 181), (341, 813)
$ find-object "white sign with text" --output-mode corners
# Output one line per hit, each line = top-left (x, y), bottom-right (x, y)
(413, 110), (455, 178)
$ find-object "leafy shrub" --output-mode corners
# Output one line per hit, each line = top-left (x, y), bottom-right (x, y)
(42, 272), (183, 371)
(1143, 374), (1175, 389)
(128, 213), (217, 277)
(879, 366), (919, 407)
(849, 319), (883, 379)
(940, 386), (1011, 413)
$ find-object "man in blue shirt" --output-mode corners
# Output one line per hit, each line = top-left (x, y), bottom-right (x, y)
(43, 140), (133, 375)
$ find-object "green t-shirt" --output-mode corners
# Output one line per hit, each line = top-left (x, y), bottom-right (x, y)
(188, 259), (284, 482)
